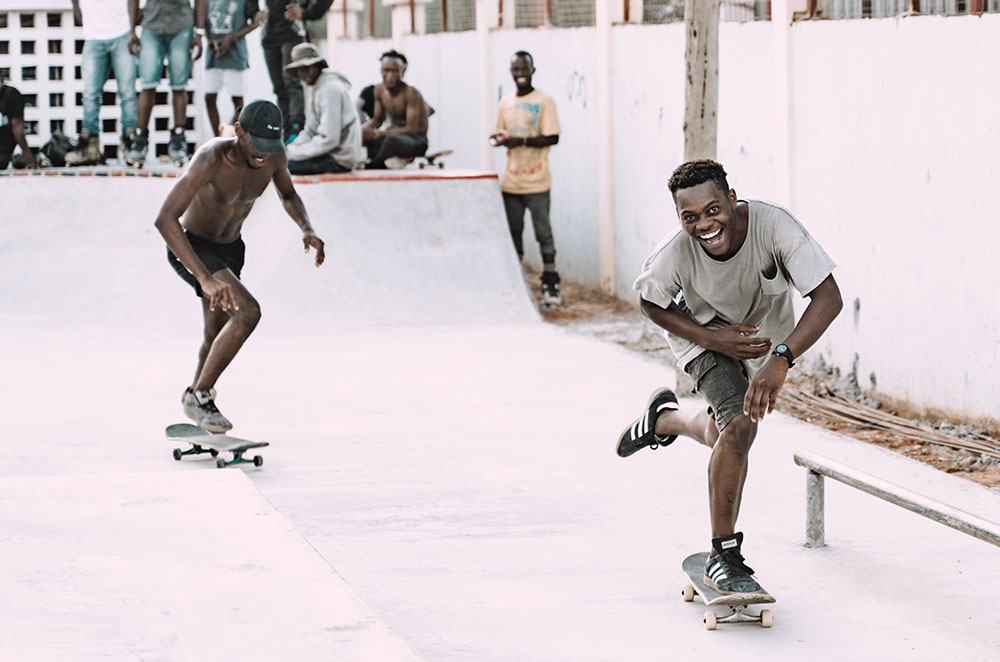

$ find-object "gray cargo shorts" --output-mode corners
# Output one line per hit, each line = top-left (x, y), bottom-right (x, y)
(684, 350), (749, 433)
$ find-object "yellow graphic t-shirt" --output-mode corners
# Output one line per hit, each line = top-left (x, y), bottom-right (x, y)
(495, 88), (560, 195)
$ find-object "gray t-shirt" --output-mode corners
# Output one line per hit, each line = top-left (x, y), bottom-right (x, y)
(142, 0), (194, 35)
(634, 199), (836, 376)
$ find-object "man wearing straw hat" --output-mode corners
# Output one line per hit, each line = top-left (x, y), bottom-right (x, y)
(283, 42), (361, 175)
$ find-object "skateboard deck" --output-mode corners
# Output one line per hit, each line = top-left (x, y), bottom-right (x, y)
(166, 423), (269, 469)
(681, 552), (775, 630)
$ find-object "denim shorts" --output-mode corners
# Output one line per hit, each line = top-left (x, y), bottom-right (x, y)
(139, 28), (193, 90)
(685, 351), (749, 432)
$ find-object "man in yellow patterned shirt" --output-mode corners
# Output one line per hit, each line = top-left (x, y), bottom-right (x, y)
(490, 51), (562, 306)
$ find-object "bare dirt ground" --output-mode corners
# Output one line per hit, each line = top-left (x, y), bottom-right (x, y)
(525, 267), (1000, 490)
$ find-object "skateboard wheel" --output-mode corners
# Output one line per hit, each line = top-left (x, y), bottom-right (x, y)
(703, 612), (717, 630)
(172, 448), (182, 461)
(419, 162), (426, 169)
(253, 455), (263, 467)
(216, 458), (227, 469)
(209, 449), (219, 458)
(437, 162), (444, 169)
(760, 609), (773, 628)
(682, 584), (695, 602)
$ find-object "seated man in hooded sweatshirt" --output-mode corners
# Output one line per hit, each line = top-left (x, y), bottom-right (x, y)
(283, 43), (362, 175)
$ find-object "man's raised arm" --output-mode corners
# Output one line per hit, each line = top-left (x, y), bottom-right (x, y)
(272, 157), (325, 266)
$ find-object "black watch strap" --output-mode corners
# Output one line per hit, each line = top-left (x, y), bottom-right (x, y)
(772, 343), (795, 368)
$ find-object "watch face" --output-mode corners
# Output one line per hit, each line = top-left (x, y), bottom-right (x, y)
(775, 344), (788, 353)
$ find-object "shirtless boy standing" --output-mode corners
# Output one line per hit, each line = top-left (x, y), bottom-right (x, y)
(616, 160), (842, 594)
(155, 100), (325, 431)
(361, 50), (429, 169)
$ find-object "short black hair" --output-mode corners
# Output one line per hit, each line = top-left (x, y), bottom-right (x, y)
(511, 50), (534, 67)
(668, 159), (730, 197)
(380, 49), (408, 65)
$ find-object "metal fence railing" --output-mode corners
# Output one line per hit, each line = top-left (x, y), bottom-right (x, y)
(347, 0), (1000, 40)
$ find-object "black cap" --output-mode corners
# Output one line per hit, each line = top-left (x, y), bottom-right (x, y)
(238, 100), (284, 154)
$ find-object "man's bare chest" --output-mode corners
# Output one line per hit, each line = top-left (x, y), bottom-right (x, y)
(206, 168), (271, 206)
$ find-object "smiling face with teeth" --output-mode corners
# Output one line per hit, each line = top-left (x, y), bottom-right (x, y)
(674, 179), (749, 261)
(509, 53), (535, 96)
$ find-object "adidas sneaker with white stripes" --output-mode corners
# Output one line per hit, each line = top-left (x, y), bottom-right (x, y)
(615, 388), (680, 457)
(704, 532), (763, 595)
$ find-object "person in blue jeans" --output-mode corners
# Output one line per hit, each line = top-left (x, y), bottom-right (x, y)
(127, 0), (206, 165)
(65, 0), (138, 166)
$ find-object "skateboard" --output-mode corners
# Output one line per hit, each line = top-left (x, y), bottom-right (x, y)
(166, 423), (269, 469)
(681, 552), (775, 630)
(418, 149), (452, 169)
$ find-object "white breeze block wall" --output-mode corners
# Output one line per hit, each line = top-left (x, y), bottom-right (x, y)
(0, 0), (285, 162)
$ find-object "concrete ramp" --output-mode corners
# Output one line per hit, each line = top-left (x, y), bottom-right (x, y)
(0, 470), (422, 661)
(0, 170), (536, 331)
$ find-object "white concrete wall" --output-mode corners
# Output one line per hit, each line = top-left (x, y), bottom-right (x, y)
(326, 14), (1000, 422)
(790, 14), (1000, 419)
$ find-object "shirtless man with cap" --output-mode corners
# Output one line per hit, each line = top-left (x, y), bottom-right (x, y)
(155, 99), (325, 431)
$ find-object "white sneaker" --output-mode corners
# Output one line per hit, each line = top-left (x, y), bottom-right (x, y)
(384, 156), (411, 169)
(541, 271), (563, 307)
(181, 387), (233, 433)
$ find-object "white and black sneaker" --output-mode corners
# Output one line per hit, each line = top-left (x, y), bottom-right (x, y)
(541, 271), (562, 307)
(704, 532), (764, 595)
(615, 388), (679, 457)
(181, 387), (233, 433)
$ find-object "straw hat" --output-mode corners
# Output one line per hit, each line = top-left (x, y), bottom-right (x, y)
(284, 43), (327, 71)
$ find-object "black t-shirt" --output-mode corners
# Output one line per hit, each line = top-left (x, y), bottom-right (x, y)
(261, 0), (333, 47)
(0, 84), (25, 157)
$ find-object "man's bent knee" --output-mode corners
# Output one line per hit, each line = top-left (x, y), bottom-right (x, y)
(236, 298), (262, 329)
(717, 414), (756, 454)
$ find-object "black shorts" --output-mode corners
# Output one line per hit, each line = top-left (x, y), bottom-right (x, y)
(167, 232), (245, 298)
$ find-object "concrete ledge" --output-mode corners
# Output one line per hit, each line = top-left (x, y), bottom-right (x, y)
(0, 470), (422, 661)
(0, 165), (495, 184)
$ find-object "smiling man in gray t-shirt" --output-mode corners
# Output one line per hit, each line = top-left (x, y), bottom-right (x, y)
(615, 160), (843, 597)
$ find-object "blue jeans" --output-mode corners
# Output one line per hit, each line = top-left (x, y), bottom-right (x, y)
(139, 28), (193, 90)
(81, 32), (137, 134)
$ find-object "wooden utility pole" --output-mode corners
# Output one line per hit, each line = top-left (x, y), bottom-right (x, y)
(683, 0), (720, 161)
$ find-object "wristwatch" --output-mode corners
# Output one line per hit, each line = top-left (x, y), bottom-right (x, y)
(772, 343), (795, 368)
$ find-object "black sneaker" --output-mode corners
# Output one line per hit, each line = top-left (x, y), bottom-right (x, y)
(615, 388), (679, 457)
(181, 387), (233, 433)
(704, 532), (763, 595)
(168, 126), (188, 164)
(541, 271), (562, 307)
(126, 128), (148, 167)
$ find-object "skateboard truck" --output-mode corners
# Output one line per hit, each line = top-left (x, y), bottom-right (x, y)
(166, 423), (268, 469)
